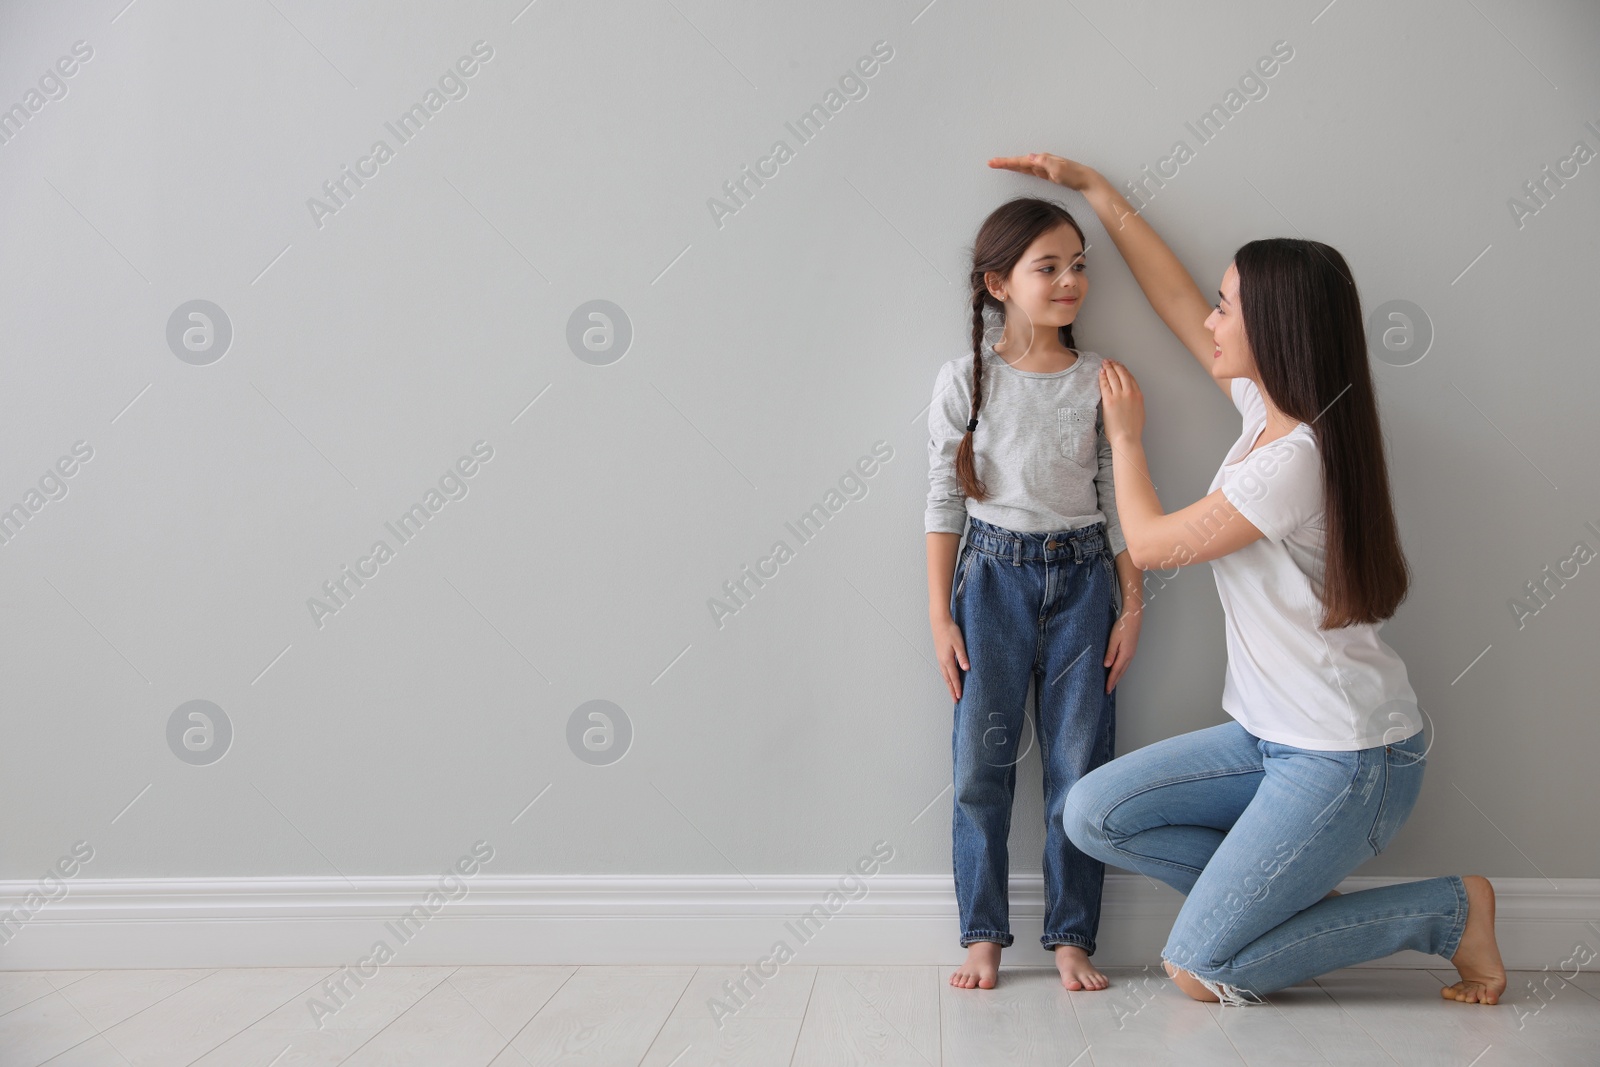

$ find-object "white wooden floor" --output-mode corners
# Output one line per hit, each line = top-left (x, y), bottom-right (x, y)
(1, 963), (1596, 1066)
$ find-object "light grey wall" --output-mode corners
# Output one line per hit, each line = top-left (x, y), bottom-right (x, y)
(3, 0), (1596, 888)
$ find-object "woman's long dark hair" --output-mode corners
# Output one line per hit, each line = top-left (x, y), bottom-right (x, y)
(1234, 238), (1410, 628)
(955, 197), (1085, 502)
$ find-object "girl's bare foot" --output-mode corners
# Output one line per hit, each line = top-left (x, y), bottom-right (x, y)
(1442, 875), (1507, 1005)
(1054, 944), (1108, 991)
(950, 941), (1001, 989)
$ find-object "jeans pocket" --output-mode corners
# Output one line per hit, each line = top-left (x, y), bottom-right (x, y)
(953, 544), (977, 601)
(1057, 406), (1097, 468)
(1367, 738), (1425, 856)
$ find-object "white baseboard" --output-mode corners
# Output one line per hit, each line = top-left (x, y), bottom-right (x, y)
(2, 874), (1595, 971)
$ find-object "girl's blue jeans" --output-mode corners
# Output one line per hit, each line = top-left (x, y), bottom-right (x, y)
(950, 516), (1119, 954)
(1064, 718), (1469, 1003)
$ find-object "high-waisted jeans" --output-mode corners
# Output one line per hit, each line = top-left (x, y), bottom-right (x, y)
(950, 516), (1119, 953)
(1063, 718), (1468, 1004)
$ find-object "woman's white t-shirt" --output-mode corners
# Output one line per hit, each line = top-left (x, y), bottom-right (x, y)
(1207, 377), (1420, 751)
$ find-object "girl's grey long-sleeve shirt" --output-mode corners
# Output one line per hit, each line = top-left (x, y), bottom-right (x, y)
(925, 343), (1127, 556)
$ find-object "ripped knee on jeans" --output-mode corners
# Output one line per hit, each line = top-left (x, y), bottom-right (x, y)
(1161, 955), (1266, 1007)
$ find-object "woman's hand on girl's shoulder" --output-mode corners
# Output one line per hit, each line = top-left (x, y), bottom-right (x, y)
(1098, 359), (1146, 444)
(987, 152), (1100, 193)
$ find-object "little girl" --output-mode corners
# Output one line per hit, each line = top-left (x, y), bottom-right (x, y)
(926, 196), (1142, 992)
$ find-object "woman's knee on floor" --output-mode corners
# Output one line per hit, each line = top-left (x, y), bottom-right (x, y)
(1161, 953), (1267, 1006)
(1162, 929), (1269, 1000)
(1162, 928), (1253, 985)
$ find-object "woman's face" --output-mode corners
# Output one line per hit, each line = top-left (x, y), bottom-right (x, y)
(989, 223), (1088, 340)
(1204, 262), (1257, 381)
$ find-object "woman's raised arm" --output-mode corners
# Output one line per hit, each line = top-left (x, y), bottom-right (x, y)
(988, 153), (1227, 396)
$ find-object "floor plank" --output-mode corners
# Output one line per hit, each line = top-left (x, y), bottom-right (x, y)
(1068, 966), (1244, 1066)
(41, 1033), (150, 1067)
(87, 968), (334, 1067)
(253, 966), (453, 1031)
(636, 1015), (804, 1067)
(1429, 966), (1600, 1064)
(1212, 976), (1395, 1065)
(0, 990), (101, 1067)
(1313, 968), (1551, 1065)
(184, 1025), (380, 1067)
(790, 966), (941, 1067)
(444, 965), (577, 1038)
(49, 969), (215, 1032)
(0, 974), (80, 1019)
(5, 963), (1599, 1067)
(500, 972), (692, 1066)
(937, 967), (1088, 1067)
(340, 980), (510, 1067)
(674, 965), (817, 1022)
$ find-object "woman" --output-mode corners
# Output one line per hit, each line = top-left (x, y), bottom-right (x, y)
(986, 151), (1506, 1006)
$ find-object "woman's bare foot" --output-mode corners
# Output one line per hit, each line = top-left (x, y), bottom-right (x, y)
(1054, 944), (1108, 991)
(1162, 958), (1219, 1002)
(950, 941), (1001, 989)
(1442, 875), (1507, 1005)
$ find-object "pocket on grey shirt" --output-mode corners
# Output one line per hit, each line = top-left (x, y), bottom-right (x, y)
(1057, 406), (1098, 469)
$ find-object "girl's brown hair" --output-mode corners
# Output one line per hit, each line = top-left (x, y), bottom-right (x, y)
(955, 197), (1087, 501)
(1234, 238), (1410, 627)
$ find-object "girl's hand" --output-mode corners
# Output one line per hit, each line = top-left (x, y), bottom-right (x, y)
(932, 616), (970, 702)
(1104, 605), (1141, 693)
(987, 152), (1100, 192)
(1098, 359), (1145, 444)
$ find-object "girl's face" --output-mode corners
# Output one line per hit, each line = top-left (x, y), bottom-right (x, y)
(988, 223), (1088, 340)
(1204, 263), (1258, 381)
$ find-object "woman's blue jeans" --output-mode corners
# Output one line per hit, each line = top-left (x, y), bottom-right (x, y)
(1063, 718), (1469, 1003)
(950, 516), (1118, 953)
